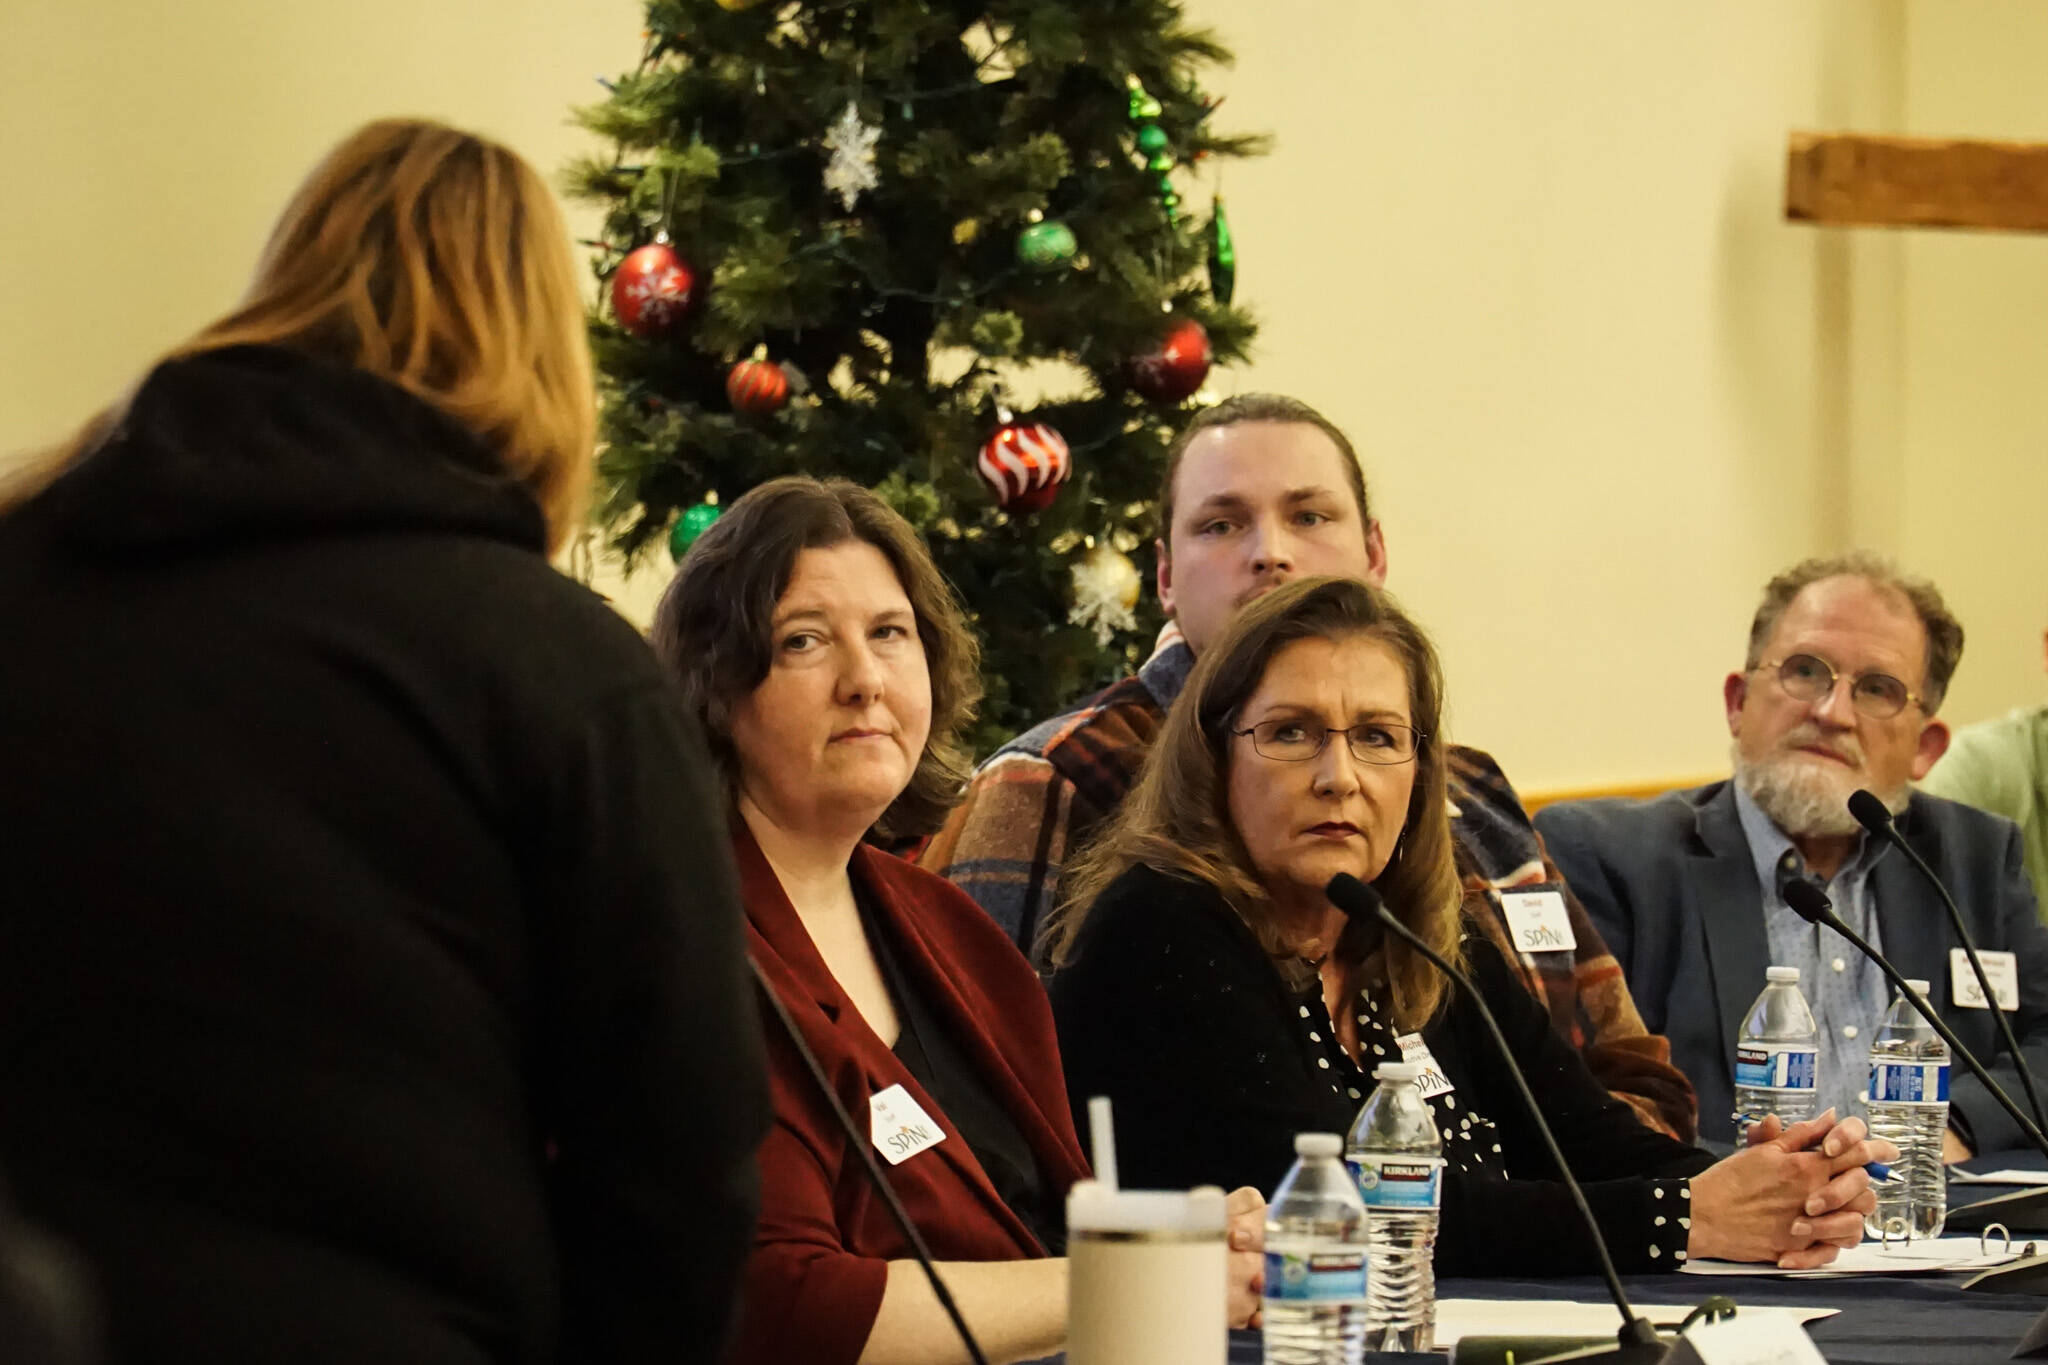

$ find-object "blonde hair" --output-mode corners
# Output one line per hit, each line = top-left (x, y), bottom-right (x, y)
(1048, 576), (1466, 1034)
(6, 118), (595, 552)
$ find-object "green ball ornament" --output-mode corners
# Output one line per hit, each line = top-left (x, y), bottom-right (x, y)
(1137, 124), (1169, 155)
(669, 501), (722, 558)
(1016, 220), (1078, 269)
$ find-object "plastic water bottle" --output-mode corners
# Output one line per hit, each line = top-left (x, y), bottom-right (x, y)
(1262, 1132), (1368, 1365)
(1732, 965), (1819, 1135)
(1864, 978), (1951, 1242)
(1345, 1062), (1443, 1354)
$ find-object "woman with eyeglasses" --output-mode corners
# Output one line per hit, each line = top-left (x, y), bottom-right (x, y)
(1044, 576), (1895, 1277)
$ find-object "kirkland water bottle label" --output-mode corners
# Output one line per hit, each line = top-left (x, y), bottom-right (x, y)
(1868, 1060), (1951, 1104)
(1349, 1155), (1443, 1210)
(1734, 1043), (1817, 1091)
(1263, 1247), (1368, 1303)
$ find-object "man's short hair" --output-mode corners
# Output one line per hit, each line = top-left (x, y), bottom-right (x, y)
(1156, 394), (1372, 543)
(1744, 552), (1966, 712)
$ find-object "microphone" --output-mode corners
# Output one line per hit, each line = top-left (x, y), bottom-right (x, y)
(747, 958), (991, 1365)
(1847, 788), (2048, 1136)
(1325, 874), (1668, 1364)
(1778, 877), (2048, 1289)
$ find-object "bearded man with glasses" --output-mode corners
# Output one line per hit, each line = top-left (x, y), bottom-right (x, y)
(1539, 555), (2048, 1153)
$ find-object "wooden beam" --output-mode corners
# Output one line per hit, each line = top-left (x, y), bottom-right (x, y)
(1520, 775), (1720, 817)
(1786, 131), (2048, 233)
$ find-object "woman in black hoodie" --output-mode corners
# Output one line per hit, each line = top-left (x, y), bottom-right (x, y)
(0, 120), (766, 1365)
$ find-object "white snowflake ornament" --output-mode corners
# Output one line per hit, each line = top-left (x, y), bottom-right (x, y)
(1067, 545), (1142, 646)
(822, 101), (881, 211)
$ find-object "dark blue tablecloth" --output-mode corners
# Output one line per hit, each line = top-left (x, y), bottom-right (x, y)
(1046, 1157), (2048, 1364)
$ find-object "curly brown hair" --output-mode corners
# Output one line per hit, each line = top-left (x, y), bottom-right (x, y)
(1046, 576), (1465, 1034)
(650, 476), (982, 842)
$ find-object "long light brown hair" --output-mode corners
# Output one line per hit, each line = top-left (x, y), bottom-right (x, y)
(1049, 576), (1466, 1034)
(5, 119), (595, 552)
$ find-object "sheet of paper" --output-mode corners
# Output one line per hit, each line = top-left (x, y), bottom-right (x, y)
(1681, 1234), (2022, 1277)
(1950, 1168), (2048, 1186)
(1432, 1298), (1836, 1346)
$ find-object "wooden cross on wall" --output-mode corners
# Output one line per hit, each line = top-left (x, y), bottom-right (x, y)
(1786, 132), (2048, 231)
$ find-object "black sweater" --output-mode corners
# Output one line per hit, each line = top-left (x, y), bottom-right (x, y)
(0, 346), (767, 1364)
(1049, 864), (1715, 1276)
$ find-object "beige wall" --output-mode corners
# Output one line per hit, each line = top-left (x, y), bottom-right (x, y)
(14, 1), (2020, 793)
(1896, 1), (2048, 734)
(0, 0), (640, 450)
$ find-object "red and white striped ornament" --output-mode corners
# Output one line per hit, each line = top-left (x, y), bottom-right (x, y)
(976, 415), (1071, 514)
(726, 355), (790, 414)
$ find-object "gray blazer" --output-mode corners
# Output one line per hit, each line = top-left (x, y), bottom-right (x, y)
(1536, 780), (2048, 1149)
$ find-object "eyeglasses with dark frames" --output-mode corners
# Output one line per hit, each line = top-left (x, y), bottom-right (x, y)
(1753, 653), (1927, 720)
(1230, 717), (1425, 766)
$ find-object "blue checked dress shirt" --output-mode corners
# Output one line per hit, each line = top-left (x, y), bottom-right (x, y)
(1734, 783), (1893, 1119)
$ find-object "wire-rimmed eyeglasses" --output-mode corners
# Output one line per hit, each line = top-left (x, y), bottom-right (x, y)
(1753, 653), (1927, 720)
(1230, 717), (1425, 765)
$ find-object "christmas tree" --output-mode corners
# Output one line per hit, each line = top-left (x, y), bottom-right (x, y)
(569, 0), (1265, 752)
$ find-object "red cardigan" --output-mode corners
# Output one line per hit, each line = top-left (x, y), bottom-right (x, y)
(730, 826), (1091, 1365)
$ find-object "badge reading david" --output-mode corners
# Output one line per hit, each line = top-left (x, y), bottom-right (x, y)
(870, 1083), (947, 1165)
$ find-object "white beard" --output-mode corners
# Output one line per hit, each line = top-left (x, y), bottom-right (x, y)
(1732, 737), (1909, 839)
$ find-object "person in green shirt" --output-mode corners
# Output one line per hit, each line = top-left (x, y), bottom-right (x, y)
(1922, 630), (2048, 924)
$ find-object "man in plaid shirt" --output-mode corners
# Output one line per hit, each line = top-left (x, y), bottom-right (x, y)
(921, 394), (1697, 1141)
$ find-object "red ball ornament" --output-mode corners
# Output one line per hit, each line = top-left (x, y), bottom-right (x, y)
(1130, 318), (1213, 402)
(977, 417), (1071, 514)
(726, 356), (790, 414)
(610, 241), (696, 337)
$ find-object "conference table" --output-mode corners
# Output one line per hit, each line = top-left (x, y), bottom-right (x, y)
(1053, 1155), (2048, 1364)
(1426, 1156), (2048, 1364)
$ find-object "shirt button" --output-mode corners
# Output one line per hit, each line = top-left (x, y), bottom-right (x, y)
(1843, 1025), (1860, 1039)
(1832, 958), (1847, 973)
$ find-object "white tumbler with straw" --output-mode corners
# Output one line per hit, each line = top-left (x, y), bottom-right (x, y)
(1065, 1096), (1229, 1365)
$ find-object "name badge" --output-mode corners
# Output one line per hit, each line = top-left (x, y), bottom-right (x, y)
(1951, 948), (2020, 1012)
(1500, 889), (1576, 954)
(869, 1083), (946, 1166)
(1396, 1032), (1457, 1100)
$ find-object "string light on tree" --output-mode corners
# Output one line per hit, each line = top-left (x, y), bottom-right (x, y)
(1130, 318), (1212, 401)
(976, 410), (1071, 514)
(610, 238), (696, 338)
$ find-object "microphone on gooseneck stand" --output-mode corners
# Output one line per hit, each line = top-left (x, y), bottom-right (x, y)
(1847, 787), (2048, 1137)
(1324, 874), (1672, 1365)
(1777, 876), (2048, 1295)
(747, 958), (992, 1365)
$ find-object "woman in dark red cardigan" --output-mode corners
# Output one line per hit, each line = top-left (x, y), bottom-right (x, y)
(653, 476), (1264, 1365)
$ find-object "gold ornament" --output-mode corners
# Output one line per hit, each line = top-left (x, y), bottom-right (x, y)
(1068, 544), (1144, 645)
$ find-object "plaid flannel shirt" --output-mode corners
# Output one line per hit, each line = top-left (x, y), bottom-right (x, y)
(920, 631), (1699, 1143)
